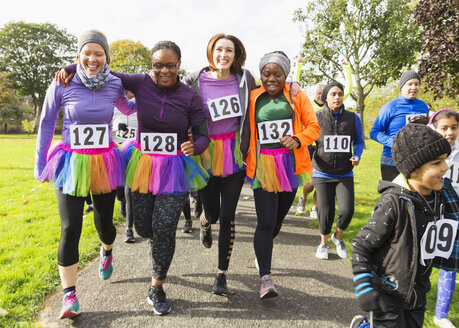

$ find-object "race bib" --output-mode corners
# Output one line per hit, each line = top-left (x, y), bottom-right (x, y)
(447, 157), (459, 191)
(406, 113), (427, 124)
(420, 219), (458, 266)
(323, 135), (351, 153)
(116, 127), (137, 140)
(141, 132), (177, 155)
(257, 119), (293, 145)
(207, 95), (242, 122)
(70, 124), (109, 149)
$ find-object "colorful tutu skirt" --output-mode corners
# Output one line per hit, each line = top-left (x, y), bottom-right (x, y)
(200, 131), (245, 178)
(123, 139), (209, 195)
(39, 142), (125, 197)
(249, 147), (307, 193)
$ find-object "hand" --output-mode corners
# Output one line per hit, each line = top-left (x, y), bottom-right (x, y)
(279, 136), (299, 150)
(181, 141), (194, 156)
(55, 69), (74, 87)
(350, 156), (360, 166)
(291, 81), (302, 96)
(118, 123), (128, 132)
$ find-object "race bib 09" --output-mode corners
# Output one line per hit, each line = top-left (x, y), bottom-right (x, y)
(70, 124), (109, 149)
(141, 132), (177, 155)
(207, 95), (242, 122)
(257, 119), (293, 145)
(420, 219), (458, 266)
(323, 135), (351, 153)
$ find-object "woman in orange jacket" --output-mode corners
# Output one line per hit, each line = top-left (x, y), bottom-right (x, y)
(241, 51), (320, 299)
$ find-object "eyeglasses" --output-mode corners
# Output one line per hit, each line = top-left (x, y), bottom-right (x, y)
(152, 62), (179, 70)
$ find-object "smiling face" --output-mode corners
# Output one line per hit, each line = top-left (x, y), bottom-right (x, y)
(261, 63), (286, 99)
(401, 78), (420, 100)
(212, 38), (235, 74)
(326, 86), (344, 112)
(434, 116), (459, 146)
(79, 43), (106, 76)
(152, 48), (180, 88)
(409, 153), (449, 195)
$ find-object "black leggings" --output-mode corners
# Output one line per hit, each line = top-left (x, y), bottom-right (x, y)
(313, 177), (354, 235)
(56, 189), (117, 266)
(199, 171), (245, 271)
(381, 164), (400, 182)
(118, 185), (134, 228)
(253, 188), (297, 277)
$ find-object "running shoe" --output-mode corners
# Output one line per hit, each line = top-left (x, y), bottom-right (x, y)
(349, 315), (370, 328)
(98, 246), (113, 280)
(296, 196), (306, 215)
(181, 219), (193, 233)
(147, 285), (171, 315)
(260, 274), (278, 299)
(200, 222), (212, 248)
(212, 273), (228, 296)
(124, 228), (135, 243)
(83, 204), (93, 216)
(309, 207), (318, 219)
(315, 244), (329, 260)
(434, 316), (455, 328)
(331, 233), (348, 259)
(58, 290), (80, 319)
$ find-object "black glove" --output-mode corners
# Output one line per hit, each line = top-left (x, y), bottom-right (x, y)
(118, 123), (128, 131)
(354, 273), (381, 312)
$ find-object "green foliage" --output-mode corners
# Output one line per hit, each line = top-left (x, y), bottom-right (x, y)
(109, 39), (151, 74)
(414, 0), (458, 99)
(0, 73), (31, 125)
(21, 120), (34, 133)
(0, 22), (77, 129)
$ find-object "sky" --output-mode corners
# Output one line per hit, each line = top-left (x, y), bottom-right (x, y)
(0, 0), (309, 81)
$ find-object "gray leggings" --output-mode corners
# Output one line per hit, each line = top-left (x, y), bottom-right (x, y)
(131, 190), (187, 280)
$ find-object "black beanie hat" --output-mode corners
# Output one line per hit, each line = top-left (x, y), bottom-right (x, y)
(392, 124), (451, 178)
(321, 81), (344, 104)
(399, 70), (421, 90)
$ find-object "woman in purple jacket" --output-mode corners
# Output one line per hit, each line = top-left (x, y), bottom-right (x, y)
(34, 30), (134, 319)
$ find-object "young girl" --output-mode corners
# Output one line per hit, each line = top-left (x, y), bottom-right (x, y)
(429, 109), (459, 328)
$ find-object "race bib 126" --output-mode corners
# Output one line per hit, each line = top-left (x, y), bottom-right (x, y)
(141, 132), (177, 155)
(207, 95), (242, 122)
(257, 119), (293, 145)
(70, 124), (109, 149)
(420, 219), (458, 266)
(323, 135), (351, 153)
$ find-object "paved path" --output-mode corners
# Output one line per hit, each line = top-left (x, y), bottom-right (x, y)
(38, 184), (360, 327)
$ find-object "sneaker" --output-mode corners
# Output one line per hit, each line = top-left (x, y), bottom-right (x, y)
(83, 204), (93, 216)
(124, 228), (135, 243)
(349, 315), (370, 328)
(315, 244), (330, 260)
(120, 201), (126, 218)
(434, 316), (455, 328)
(212, 273), (228, 296)
(260, 274), (278, 299)
(181, 219), (193, 233)
(58, 290), (80, 319)
(331, 233), (348, 259)
(98, 246), (113, 280)
(147, 285), (171, 315)
(296, 196), (306, 215)
(309, 207), (318, 219)
(200, 222), (212, 248)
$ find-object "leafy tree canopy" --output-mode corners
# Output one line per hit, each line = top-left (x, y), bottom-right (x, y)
(109, 39), (151, 74)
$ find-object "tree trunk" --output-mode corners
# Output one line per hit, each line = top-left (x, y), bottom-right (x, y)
(32, 94), (41, 133)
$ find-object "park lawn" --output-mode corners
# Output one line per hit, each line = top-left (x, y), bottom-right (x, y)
(0, 136), (456, 327)
(0, 135), (125, 328)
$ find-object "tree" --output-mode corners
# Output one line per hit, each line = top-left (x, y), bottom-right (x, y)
(414, 0), (458, 99)
(109, 40), (151, 73)
(0, 73), (32, 132)
(294, 0), (421, 135)
(0, 21), (76, 131)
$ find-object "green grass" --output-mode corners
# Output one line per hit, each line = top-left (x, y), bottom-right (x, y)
(296, 139), (458, 327)
(0, 135), (125, 328)
(0, 136), (456, 327)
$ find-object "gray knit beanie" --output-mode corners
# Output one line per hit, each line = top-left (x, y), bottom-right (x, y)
(78, 30), (110, 63)
(392, 123), (451, 178)
(399, 70), (421, 90)
(259, 51), (290, 77)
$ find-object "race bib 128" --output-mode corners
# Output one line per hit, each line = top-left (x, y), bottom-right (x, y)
(70, 124), (109, 149)
(257, 119), (293, 145)
(420, 219), (458, 266)
(323, 135), (351, 153)
(207, 95), (242, 122)
(141, 132), (177, 155)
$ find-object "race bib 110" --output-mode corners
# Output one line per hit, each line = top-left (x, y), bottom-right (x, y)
(70, 124), (109, 149)
(207, 95), (242, 122)
(420, 219), (458, 266)
(141, 132), (177, 155)
(323, 135), (351, 153)
(257, 119), (293, 145)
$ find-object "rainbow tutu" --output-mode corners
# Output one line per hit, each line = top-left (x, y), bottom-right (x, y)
(200, 131), (245, 178)
(39, 142), (125, 197)
(249, 147), (307, 193)
(123, 139), (209, 195)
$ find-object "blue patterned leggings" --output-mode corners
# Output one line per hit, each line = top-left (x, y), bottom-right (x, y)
(435, 269), (456, 319)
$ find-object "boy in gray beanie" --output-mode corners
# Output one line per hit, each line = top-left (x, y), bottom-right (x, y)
(350, 124), (451, 327)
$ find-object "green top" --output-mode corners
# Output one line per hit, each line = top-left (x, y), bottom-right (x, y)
(255, 94), (293, 149)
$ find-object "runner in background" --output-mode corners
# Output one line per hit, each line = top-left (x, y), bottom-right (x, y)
(295, 60), (353, 218)
(313, 82), (364, 260)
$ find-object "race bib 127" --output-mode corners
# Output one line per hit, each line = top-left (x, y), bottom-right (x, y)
(140, 132), (177, 155)
(70, 124), (109, 149)
(257, 119), (293, 145)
